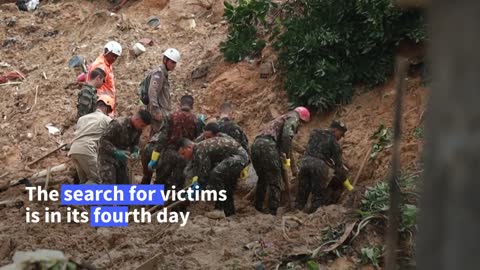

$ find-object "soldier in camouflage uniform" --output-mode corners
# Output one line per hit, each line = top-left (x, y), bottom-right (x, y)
(216, 102), (249, 152)
(143, 95), (202, 188)
(178, 137), (249, 216)
(97, 110), (152, 184)
(76, 68), (106, 119)
(295, 121), (348, 213)
(251, 107), (311, 215)
(195, 122), (232, 142)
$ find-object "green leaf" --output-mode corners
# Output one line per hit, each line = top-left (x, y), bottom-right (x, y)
(306, 260), (320, 270)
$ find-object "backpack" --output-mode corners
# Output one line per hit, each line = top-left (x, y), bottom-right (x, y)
(138, 72), (152, 105)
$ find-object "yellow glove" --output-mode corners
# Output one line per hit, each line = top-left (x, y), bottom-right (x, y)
(240, 167), (248, 180)
(282, 158), (291, 169)
(343, 178), (354, 191)
(191, 176), (198, 185)
(151, 151), (160, 162)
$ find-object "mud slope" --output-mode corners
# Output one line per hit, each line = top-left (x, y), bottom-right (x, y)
(0, 0), (426, 269)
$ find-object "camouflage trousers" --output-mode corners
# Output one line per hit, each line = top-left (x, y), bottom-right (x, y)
(251, 136), (282, 215)
(155, 147), (188, 190)
(295, 156), (344, 212)
(97, 155), (129, 184)
(141, 142), (186, 189)
(141, 129), (168, 185)
(208, 148), (249, 217)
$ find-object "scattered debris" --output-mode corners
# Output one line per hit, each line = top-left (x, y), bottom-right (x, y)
(133, 42), (146, 56)
(1, 249), (79, 270)
(45, 123), (61, 136)
(2, 37), (17, 48)
(139, 38), (154, 46)
(68, 55), (87, 72)
(146, 16), (161, 29)
(28, 143), (68, 166)
(191, 63), (209, 79)
(43, 30), (59, 37)
(0, 199), (24, 210)
(16, 0), (40, 12)
(6, 17), (17, 27)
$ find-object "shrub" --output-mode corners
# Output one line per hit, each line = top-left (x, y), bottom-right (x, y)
(220, 0), (275, 62)
(276, 0), (426, 111)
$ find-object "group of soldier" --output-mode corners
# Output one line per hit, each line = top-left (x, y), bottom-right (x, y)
(68, 41), (352, 217)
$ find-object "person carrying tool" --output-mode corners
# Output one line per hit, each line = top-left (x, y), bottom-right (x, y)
(295, 121), (352, 213)
(76, 68), (106, 119)
(97, 109), (151, 184)
(141, 95), (202, 186)
(177, 136), (249, 216)
(87, 41), (122, 116)
(216, 102), (249, 153)
(251, 107), (311, 215)
(68, 95), (113, 184)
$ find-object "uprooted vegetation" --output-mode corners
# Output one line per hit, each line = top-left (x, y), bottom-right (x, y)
(276, 170), (420, 269)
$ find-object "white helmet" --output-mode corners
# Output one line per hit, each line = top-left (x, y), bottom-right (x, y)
(163, 48), (181, 63)
(104, 41), (122, 56)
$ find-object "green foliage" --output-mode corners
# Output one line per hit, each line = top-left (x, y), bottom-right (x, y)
(361, 182), (390, 213)
(360, 245), (382, 268)
(370, 124), (393, 159)
(276, 0), (426, 111)
(413, 126), (424, 139)
(306, 260), (320, 270)
(359, 172), (420, 232)
(220, 0), (275, 62)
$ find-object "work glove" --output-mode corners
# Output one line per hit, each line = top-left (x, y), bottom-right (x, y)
(343, 178), (354, 191)
(190, 176), (202, 190)
(282, 158), (291, 170)
(113, 150), (130, 162)
(197, 114), (206, 124)
(240, 167), (249, 180)
(131, 146), (140, 159)
(147, 150), (161, 171)
(147, 160), (157, 172)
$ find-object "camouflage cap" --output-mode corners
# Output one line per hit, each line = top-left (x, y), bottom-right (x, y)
(330, 120), (347, 133)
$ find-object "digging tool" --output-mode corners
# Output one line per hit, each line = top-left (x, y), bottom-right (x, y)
(28, 143), (67, 166)
(68, 55), (87, 73)
(352, 144), (372, 187)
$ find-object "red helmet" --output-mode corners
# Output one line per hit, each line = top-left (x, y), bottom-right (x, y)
(294, 106), (310, 122)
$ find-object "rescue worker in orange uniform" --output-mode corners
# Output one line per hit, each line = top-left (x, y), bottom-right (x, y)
(87, 41), (122, 116)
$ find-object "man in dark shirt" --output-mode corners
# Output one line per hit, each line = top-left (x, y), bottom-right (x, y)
(295, 121), (349, 213)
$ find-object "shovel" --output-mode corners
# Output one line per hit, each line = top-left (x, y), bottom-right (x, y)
(68, 55), (87, 73)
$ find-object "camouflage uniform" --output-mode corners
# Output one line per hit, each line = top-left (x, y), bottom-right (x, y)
(142, 108), (201, 186)
(97, 117), (142, 184)
(76, 84), (97, 119)
(189, 137), (249, 216)
(218, 116), (249, 153)
(194, 132), (231, 143)
(251, 111), (300, 214)
(295, 129), (347, 211)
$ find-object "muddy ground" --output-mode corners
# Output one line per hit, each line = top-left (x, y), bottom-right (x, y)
(0, 0), (426, 269)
